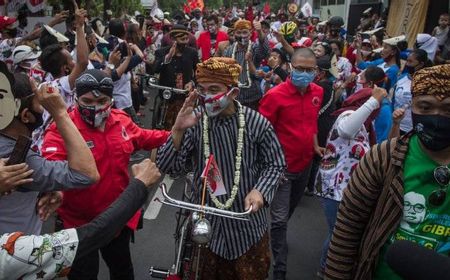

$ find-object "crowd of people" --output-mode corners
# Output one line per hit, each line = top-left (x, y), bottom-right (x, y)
(0, 2), (449, 280)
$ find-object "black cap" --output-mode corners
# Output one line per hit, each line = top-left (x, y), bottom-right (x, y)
(75, 69), (114, 98)
(317, 57), (331, 72)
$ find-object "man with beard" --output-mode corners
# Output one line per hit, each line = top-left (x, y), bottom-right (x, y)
(157, 57), (285, 279)
(223, 19), (269, 110)
(197, 14), (228, 61)
(154, 24), (199, 129)
(41, 69), (170, 279)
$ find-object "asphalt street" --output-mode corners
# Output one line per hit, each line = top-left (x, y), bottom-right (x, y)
(43, 87), (328, 280)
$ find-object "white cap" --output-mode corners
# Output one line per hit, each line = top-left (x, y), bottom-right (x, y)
(362, 38), (371, 44)
(361, 27), (384, 35)
(12, 45), (41, 65)
(363, 7), (372, 14)
(43, 25), (69, 43)
(383, 35), (406, 46)
(372, 47), (383, 53)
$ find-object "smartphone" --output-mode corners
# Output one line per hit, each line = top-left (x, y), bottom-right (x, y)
(119, 42), (128, 58)
(6, 135), (32, 166)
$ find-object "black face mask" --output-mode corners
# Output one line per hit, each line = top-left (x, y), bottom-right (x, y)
(25, 108), (44, 132)
(177, 43), (187, 51)
(404, 65), (416, 75)
(412, 113), (450, 151)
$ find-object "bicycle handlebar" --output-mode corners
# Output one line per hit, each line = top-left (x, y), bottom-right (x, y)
(147, 82), (188, 95)
(155, 183), (252, 221)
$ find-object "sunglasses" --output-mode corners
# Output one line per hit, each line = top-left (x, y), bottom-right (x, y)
(428, 166), (450, 207)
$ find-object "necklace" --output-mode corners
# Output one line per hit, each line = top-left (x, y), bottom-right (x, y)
(231, 42), (252, 89)
(203, 102), (245, 209)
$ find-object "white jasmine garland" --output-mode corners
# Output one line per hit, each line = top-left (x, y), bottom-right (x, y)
(231, 42), (252, 89)
(203, 102), (245, 209)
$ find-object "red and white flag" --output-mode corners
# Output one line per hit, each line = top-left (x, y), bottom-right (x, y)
(201, 155), (227, 196)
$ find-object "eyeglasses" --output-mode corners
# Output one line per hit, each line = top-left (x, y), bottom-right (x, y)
(428, 166), (450, 207)
(404, 201), (425, 213)
(291, 65), (317, 73)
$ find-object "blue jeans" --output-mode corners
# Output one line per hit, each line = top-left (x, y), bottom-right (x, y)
(319, 197), (340, 270)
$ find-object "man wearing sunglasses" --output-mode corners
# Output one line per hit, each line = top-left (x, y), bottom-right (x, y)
(325, 64), (450, 280)
(41, 69), (170, 280)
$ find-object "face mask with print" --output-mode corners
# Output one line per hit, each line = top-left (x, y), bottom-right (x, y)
(201, 89), (233, 117)
(235, 35), (250, 45)
(291, 69), (316, 88)
(412, 113), (450, 151)
(78, 101), (113, 127)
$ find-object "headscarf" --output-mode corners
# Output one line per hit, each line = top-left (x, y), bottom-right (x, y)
(416, 33), (438, 61)
(412, 64), (450, 101)
(234, 19), (252, 30)
(196, 57), (242, 86)
(331, 88), (380, 146)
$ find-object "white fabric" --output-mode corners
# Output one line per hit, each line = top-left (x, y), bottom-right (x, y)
(336, 96), (379, 139)
(0, 229), (79, 280)
(393, 75), (413, 132)
(112, 72), (132, 109)
(417, 33), (439, 61)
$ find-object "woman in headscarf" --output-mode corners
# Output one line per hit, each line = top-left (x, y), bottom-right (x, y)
(314, 65), (387, 278)
(416, 33), (439, 62)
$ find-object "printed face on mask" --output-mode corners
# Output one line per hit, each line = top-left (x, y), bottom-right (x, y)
(411, 95), (450, 151)
(197, 83), (236, 117)
(0, 72), (22, 129)
(77, 92), (113, 128)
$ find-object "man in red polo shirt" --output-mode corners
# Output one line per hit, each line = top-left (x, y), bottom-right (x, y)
(197, 14), (228, 61)
(259, 48), (323, 280)
(41, 69), (170, 280)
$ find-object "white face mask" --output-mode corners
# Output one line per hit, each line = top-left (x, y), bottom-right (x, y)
(200, 88), (234, 117)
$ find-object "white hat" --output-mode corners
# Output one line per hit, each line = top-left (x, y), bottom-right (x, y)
(372, 47), (383, 53)
(383, 35), (406, 46)
(361, 27), (383, 35)
(43, 25), (69, 43)
(362, 38), (371, 44)
(363, 7), (372, 14)
(12, 45), (41, 65)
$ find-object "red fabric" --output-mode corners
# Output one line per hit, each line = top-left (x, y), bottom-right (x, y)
(0, 16), (16, 30)
(331, 87), (380, 146)
(263, 2), (271, 15)
(259, 79), (323, 173)
(197, 31), (228, 61)
(42, 108), (170, 230)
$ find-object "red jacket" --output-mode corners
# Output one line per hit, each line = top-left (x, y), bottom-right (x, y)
(42, 108), (170, 230)
(197, 31), (228, 61)
(259, 79), (323, 173)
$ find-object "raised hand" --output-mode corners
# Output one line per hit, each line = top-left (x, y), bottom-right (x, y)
(172, 90), (202, 132)
(36, 84), (66, 118)
(37, 191), (63, 221)
(132, 159), (161, 187)
(372, 85), (388, 103)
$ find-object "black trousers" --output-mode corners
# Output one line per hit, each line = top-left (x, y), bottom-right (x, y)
(68, 227), (134, 280)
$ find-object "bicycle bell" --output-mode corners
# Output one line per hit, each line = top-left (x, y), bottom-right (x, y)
(191, 218), (212, 244)
(162, 89), (172, 100)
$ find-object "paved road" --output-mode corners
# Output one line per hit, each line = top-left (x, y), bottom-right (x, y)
(44, 87), (328, 280)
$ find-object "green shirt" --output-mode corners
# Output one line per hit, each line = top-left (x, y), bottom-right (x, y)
(374, 135), (450, 279)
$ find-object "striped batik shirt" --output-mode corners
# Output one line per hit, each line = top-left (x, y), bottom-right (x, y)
(157, 105), (286, 260)
(223, 38), (270, 104)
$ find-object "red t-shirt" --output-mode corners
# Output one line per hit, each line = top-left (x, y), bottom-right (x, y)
(259, 79), (323, 173)
(42, 108), (170, 230)
(197, 30), (228, 61)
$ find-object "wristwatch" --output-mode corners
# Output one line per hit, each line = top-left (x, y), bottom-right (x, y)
(106, 63), (115, 70)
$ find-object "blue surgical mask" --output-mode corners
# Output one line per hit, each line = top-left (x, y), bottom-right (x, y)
(291, 69), (316, 88)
